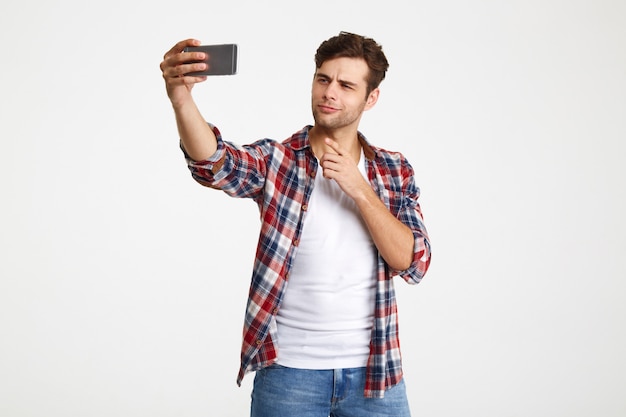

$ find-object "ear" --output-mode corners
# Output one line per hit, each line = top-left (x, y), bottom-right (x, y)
(364, 88), (380, 110)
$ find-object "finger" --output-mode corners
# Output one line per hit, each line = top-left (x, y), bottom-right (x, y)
(320, 151), (340, 162)
(161, 61), (207, 81)
(163, 38), (202, 60)
(320, 153), (339, 169)
(161, 39), (205, 77)
(324, 138), (343, 155)
(321, 164), (337, 179)
(161, 46), (208, 79)
(320, 158), (342, 176)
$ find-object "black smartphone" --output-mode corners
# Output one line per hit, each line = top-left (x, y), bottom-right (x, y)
(183, 44), (238, 76)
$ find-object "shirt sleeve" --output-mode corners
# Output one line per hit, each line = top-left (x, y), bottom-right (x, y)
(394, 158), (432, 284)
(181, 124), (269, 200)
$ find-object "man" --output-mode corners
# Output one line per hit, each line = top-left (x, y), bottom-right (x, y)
(160, 32), (431, 417)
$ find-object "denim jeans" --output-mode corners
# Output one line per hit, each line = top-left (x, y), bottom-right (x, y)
(250, 364), (411, 417)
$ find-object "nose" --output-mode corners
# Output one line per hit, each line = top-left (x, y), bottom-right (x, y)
(323, 81), (338, 101)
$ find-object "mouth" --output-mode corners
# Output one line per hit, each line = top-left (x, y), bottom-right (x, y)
(317, 103), (339, 113)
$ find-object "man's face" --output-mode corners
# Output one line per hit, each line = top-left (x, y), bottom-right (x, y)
(311, 57), (378, 131)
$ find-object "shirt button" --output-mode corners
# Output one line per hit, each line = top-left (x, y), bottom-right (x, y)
(310, 170), (316, 179)
(302, 204), (308, 211)
(256, 340), (262, 346)
(293, 239), (300, 247)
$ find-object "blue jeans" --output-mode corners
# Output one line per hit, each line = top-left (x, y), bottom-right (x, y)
(250, 365), (411, 417)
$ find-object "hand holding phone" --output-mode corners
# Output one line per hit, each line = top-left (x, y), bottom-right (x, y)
(183, 44), (238, 76)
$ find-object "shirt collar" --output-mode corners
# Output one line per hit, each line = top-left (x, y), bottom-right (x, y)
(287, 125), (377, 161)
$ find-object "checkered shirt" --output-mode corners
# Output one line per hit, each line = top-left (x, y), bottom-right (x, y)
(183, 125), (431, 398)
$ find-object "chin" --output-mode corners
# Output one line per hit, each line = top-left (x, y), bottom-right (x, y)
(312, 113), (337, 129)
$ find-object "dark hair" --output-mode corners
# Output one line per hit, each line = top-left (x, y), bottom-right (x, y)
(314, 31), (389, 95)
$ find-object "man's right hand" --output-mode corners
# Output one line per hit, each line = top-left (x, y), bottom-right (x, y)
(160, 39), (218, 162)
(160, 39), (208, 108)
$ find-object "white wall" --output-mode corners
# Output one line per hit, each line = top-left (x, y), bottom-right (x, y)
(1, 0), (625, 416)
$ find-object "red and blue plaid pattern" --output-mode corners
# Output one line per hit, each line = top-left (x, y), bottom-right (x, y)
(184, 125), (431, 398)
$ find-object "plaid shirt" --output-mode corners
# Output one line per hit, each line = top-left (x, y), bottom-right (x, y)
(184, 125), (431, 398)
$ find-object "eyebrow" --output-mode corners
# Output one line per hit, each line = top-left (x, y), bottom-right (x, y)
(316, 72), (359, 88)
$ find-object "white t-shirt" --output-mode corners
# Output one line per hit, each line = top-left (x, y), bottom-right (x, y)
(275, 150), (377, 369)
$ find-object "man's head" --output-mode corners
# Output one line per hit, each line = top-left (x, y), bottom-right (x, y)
(310, 32), (389, 133)
(314, 32), (389, 96)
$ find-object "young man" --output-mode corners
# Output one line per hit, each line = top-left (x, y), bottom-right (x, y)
(160, 32), (431, 417)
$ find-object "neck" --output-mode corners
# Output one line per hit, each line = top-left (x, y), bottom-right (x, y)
(309, 125), (361, 161)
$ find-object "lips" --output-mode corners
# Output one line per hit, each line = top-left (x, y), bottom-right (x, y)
(318, 103), (339, 113)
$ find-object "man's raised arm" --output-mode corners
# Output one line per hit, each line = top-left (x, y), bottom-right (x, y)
(160, 38), (217, 161)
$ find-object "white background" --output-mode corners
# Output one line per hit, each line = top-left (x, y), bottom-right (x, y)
(1, 0), (625, 416)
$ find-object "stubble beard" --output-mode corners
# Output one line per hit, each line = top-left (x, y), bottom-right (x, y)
(312, 104), (364, 131)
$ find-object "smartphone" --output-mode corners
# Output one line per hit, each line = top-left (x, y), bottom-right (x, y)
(183, 44), (238, 76)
